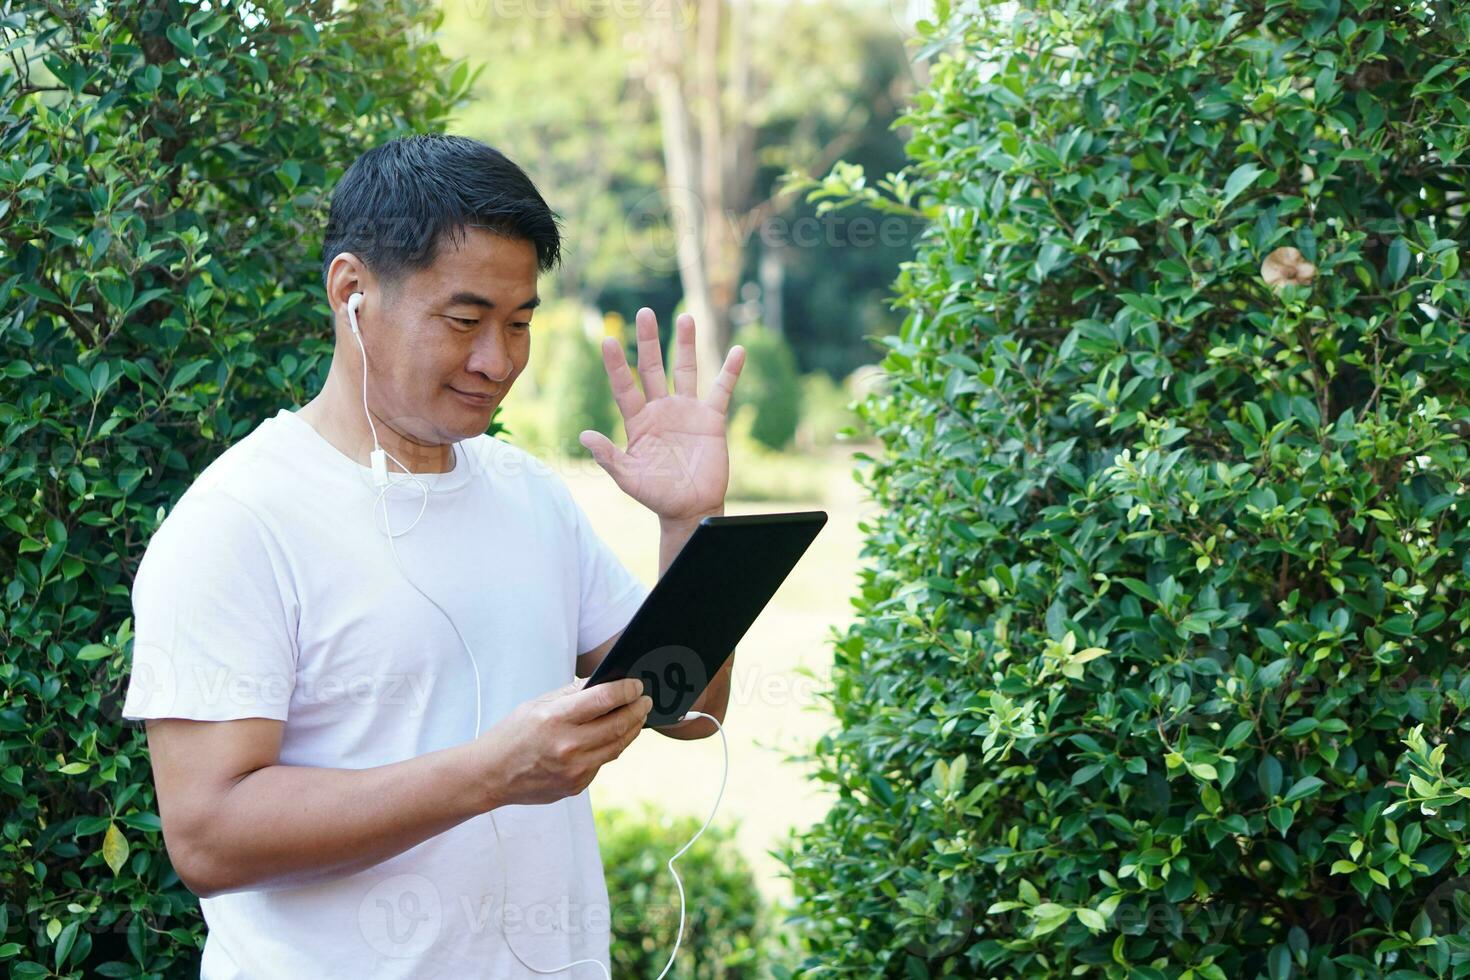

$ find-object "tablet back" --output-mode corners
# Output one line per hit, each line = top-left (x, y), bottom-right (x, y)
(586, 510), (828, 727)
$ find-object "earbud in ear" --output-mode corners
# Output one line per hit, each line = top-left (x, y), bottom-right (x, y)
(347, 291), (364, 335)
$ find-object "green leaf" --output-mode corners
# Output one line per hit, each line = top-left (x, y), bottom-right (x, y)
(53, 921), (78, 969)
(1282, 717), (1319, 738)
(167, 358), (211, 392)
(166, 23), (195, 56)
(76, 643), (112, 661)
(1386, 237), (1410, 284)
(1222, 164), (1264, 206)
(868, 775), (895, 807)
(1036, 241), (1066, 278)
(1259, 756), (1284, 797)
(1243, 401), (1266, 435)
(62, 363), (92, 398)
(1283, 775), (1325, 804)
(1188, 762), (1219, 781)
(1030, 904), (1071, 936)
(1267, 943), (1291, 980)
(102, 823), (129, 875)
(1223, 719), (1258, 752)
(1018, 879), (1040, 905)
(277, 160), (302, 192)
(1119, 578), (1156, 603)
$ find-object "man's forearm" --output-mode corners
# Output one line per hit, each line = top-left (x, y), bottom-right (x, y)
(185, 739), (487, 898)
(658, 654), (732, 740)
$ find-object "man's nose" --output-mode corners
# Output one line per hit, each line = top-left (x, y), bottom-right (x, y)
(466, 328), (513, 382)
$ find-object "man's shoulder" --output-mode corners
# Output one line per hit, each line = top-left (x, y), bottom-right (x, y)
(160, 416), (300, 534)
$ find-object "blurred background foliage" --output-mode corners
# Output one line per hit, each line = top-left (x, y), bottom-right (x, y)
(596, 802), (775, 978)
(0, 0), (914, 972)
(440, 0), (913, 472)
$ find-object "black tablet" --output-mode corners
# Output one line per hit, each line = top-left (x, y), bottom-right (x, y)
(585, 510), (828, 728)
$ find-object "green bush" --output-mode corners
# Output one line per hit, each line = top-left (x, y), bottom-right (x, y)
(794, 370), (860, 451)
(728, 323), (802, 451)
(0, 3), (466, 974)
(597, 803), (766, 979)
(725, 403), (830, 504)
(781, 1), (1470, 977)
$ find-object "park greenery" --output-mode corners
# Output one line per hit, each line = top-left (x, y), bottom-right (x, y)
(779, 0), (1470, 976)
(0, 0), (816, 972)
(10, 0), (1470, 977)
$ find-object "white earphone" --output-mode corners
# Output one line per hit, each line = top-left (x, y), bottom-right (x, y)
(346, 291), (393, 489)
(343, 289), (727, 978)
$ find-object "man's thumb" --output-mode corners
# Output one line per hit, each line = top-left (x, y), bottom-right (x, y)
(540, 677), (587, 702)
(578, 431), (619, 472)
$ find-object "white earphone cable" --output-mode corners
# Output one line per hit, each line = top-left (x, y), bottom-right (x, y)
(347, 293), (729, 978)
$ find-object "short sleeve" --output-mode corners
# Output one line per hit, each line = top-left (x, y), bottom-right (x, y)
(122, 490), (299, 722)
(563, 489), (650, 656)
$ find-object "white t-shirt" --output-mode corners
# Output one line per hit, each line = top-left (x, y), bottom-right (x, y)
(122, 406), (650, 979)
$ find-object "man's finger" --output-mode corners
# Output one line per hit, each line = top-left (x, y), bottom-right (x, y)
(560, 676), (644, 724)
(601, 336), (646, 421)
(672, 313), (697, 399)
(587, 697), (652, 766)
(585, 693), (655, 758)
(634, 307), (668, 401)
(704, 345), (746, 416)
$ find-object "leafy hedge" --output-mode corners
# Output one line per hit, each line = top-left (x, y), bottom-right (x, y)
(0, 2), (468, 974)
(781, 0), (1470, 977)
(597, 803), (766, 978)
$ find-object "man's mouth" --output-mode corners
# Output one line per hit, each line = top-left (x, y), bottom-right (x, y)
(449, 386), (498, 405)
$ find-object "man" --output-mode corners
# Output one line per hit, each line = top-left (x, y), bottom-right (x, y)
(120, 133), (746, 977)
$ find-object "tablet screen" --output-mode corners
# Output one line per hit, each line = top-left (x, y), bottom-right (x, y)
(585, 511), (827, 728)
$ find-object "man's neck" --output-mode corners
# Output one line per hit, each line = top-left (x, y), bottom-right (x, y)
(297, 363), (456, 475)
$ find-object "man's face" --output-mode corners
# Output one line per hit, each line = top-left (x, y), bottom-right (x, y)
(366, 228), (538, 445)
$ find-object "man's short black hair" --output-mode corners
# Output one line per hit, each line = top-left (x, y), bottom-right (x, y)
(320, 133), (562, 293)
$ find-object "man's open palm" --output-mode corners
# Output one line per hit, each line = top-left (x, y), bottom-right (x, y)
(577, 307), (745, 522)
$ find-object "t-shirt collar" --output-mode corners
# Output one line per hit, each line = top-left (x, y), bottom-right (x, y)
(274, 407), (475, 493)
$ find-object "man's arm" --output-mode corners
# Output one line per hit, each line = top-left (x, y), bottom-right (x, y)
(573, 505), (733, 740)
(146, 675), (651, 899)
(145, 716), (491, 899)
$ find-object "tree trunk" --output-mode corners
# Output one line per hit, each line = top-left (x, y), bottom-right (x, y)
(643, 0), (759, 394)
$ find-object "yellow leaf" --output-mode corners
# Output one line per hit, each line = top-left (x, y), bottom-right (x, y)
(103, 822), (129, 876)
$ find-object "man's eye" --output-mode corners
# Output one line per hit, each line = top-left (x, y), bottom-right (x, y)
(513, 322), (531, 330)
(445, 316), (477, 326)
